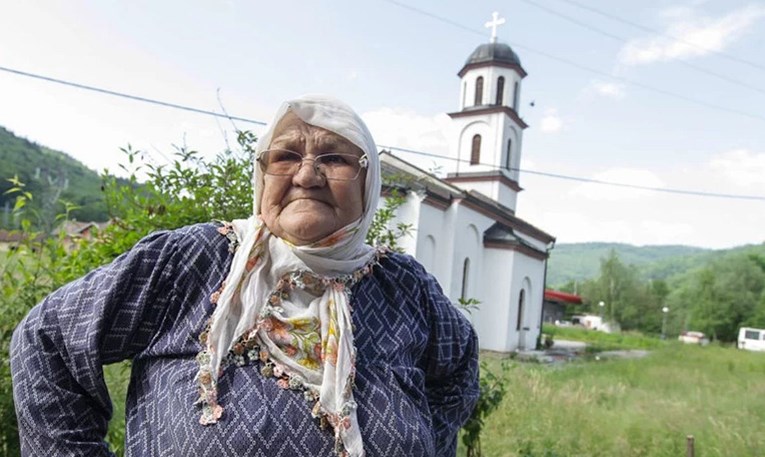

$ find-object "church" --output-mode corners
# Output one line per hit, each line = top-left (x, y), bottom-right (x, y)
(378, 15), (556, 352)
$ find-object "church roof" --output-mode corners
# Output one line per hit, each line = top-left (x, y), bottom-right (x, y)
(483, 222), (548, 258)
(544, 290), (583, 304)
(458, 41), (527, 78)
(465, 42), (522, 67)
(379, 151), (555, 245)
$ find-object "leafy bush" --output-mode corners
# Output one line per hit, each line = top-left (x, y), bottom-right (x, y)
(1, 136), (254, 456)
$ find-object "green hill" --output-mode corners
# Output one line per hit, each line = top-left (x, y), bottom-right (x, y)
(547, 241), (765, 287)
(546, 242), (708, 286)
(0, 126), (109, 227)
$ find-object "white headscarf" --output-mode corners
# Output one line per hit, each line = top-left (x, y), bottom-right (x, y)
(197, 95), (380, 457)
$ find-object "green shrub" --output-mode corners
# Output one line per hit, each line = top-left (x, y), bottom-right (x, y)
(1, 137), (254, 456)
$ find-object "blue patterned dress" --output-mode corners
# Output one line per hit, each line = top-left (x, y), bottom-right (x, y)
(11, 223), (479, 456)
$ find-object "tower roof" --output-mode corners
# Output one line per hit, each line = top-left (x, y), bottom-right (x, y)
(465, 42), (522, 67)
(459, 41), (526, 78)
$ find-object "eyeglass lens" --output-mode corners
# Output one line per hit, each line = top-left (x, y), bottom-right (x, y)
(260, 149), (364, 180)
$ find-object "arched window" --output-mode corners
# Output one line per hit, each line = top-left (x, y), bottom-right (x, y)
(462, 81), (467, 108)
(513, 81), (520, 110)
(506, 138), (513, 169)
(461, 258), (470, 300)
(496, 76), (505, 105)
(470, 134), (481, 165)
(474, 77), (484, 106)
(516, 289), (525, 331)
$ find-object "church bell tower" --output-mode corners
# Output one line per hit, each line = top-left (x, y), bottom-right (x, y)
(445, 12), (528, 213)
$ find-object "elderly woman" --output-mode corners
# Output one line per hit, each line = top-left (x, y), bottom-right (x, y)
(11, 95), (479, 456)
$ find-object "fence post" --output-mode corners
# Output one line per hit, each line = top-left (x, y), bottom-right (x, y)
(686, 435), (695, 457)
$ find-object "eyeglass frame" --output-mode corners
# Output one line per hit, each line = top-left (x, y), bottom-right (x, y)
(256, 148), (369, 181)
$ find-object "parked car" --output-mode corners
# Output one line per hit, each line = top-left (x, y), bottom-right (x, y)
(570, 314), (615, 333)
(738, 327), (765, 352)
(677, 331), (709, 345)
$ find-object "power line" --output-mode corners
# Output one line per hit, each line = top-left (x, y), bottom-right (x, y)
(380, 145), (765, 202)
(1, 64), (762, 202)
(516, 0), (765, 96)
(380, 0), (765, 123)
(553, 0), (765, 73)
(0, 65), (267, 126)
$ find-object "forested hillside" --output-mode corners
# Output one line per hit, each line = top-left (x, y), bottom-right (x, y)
(552, 244), (765, 342)
(0, 126), (109, 228)
(547, 242), (709, 286)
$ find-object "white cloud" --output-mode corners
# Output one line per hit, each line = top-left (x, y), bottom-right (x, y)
(708, 149), (765, 188)
(570, 168), (665, 201)
(362, 107), (451, 173)
(516, 154), (765, 249)
(619, 4), (765, 65)
(589, 81), (626, 99)
(540, 108), (564, 133)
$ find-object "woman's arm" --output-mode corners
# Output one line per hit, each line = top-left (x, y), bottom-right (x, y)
(10, 228), (186, 456)
(417, 264), (480, 457)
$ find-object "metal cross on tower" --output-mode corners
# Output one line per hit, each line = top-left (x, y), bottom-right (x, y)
(484, 11), (506, 43)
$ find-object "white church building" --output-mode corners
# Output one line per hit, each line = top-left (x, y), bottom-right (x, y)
(379, 21), (556, 352)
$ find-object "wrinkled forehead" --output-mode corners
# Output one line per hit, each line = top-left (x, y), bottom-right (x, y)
(268, 111), (362, 155)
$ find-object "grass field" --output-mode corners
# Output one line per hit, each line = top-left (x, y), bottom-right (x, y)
(460, 335), (765, 456)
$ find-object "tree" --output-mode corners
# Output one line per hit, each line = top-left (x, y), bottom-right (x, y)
(666, 254), (765, 341)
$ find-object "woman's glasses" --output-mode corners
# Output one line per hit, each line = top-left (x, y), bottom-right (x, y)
(257, 149), (368, 181)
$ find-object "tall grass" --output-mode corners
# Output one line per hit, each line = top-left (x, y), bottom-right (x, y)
(471, 344), (765, 456)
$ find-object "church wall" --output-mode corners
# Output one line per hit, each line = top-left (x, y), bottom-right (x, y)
(477, 247), (516, 351)
(451, 180), (496, 200)
(455, 120), (494, 174)
(415, 201), (453, 288)
(505, 251), (547, 350)
(476, 247), (547, 352)
(381, 191), (459, 308)
(460, 67), (492, 109)
(392, 191), (422, 256)
(505, 125), (522, 182)
(460, 67), (523, 111)
(448, 204), (492, 300)
(496, 183), (518, 210)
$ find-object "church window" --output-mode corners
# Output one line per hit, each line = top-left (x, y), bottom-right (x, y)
(462, 81), (467, 108)
(506, 139), (513, 169)
(516, 289), (525, 331)
(461, 258), (470, 300)
(496, 76), (505, 105)
(470, 135), (481, 165)
(474, 77), (484, 106)
(513, 81), (520, 110)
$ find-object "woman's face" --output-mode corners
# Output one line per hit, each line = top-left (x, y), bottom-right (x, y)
(259, 111), (366, 245)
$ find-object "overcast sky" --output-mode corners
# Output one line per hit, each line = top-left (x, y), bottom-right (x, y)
(1, 0), (764, 249)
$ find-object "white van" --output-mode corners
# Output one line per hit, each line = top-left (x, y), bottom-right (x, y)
(738, 327), (765, 352)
